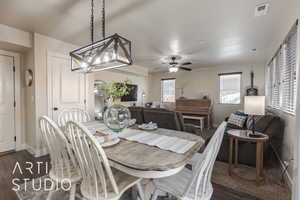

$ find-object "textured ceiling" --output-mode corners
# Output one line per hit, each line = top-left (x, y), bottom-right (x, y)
(0, 0), (296, 71)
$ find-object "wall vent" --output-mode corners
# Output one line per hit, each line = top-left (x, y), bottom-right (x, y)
(255, 3), (269, 17)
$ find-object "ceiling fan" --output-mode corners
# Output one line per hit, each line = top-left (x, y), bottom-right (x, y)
(162, 56), (192, 72)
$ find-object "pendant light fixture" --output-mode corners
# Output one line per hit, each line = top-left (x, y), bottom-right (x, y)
(70, 0), (132, 73)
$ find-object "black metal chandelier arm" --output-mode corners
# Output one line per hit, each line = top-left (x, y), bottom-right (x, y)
(90, 0), (94, 43)
(102, 0), (105, 39)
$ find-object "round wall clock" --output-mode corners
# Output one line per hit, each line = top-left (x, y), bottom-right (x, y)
(25, 69), (33, 87)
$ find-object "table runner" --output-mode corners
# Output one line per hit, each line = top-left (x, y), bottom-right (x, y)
(83, 121), (196, 154)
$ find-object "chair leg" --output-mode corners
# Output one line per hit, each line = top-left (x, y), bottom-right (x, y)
(151, 188), (159, 200)
(69, 183), (77, 200)
(136, 182), (145, 200)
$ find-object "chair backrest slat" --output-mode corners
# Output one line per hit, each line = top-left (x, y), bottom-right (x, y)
(58, 108), (91, 128)
(39, 116), (78, 180)
(183, 121), (226, 199)
(65, 121), (120, 199)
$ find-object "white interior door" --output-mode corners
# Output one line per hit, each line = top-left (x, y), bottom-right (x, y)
(0, 54), (15, 152)
(48, 53), (86, 122)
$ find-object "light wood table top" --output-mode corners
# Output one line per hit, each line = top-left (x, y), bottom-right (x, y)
(104, 127), (205, 172)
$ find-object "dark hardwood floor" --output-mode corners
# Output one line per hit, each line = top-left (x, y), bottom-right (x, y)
(0, 151), (260, 200)
(0, 150), (49, 200)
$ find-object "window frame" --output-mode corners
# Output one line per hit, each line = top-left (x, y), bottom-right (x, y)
(161, 78), (176, 103)
(219, 72), (242, 105)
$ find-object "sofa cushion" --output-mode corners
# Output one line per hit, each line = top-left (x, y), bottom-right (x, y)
(227, 113), (247, 128)
(254, 115), (275, 132)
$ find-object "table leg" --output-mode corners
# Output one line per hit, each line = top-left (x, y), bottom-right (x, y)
(256, 142), (263, 184)
(234, 138), (238, 168)
(228, 137), (233, 176)
(260, 143), (264, 178)
(200, 119), (204, 132)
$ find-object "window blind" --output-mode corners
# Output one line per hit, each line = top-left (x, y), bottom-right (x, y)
(266, 61), (273, 106)
(219, 73), (241, 104)
(281, 27), (298, 114)
(271, 56), (280, 109)
(161, 79), (176, 103)
(266, 21), (298, 114)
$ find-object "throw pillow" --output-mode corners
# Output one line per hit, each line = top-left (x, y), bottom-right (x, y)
(246, 115), (263, 130)
(227, 113), (247, 128)
(234, 111), (248, 117)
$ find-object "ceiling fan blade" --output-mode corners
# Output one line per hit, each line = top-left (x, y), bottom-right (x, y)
(181, 62), (192, 65)
(179, 67), (192, 71)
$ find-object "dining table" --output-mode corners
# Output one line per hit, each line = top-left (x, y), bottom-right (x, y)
(87, 121), (205, 179)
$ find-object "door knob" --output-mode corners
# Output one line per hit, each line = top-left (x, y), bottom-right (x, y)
(53, 107), (58, 111)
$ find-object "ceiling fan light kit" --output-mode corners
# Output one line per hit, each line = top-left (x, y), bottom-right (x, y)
(164, 56), (192, 72)
(70, 0), (132, 73)
(169, 66), (179, 73)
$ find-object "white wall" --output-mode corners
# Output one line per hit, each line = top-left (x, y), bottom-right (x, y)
(23, 49), (36, 149)
(0, 24), (32, 49)
(148, 64), (265, 125)
(31, 33), (79, 154)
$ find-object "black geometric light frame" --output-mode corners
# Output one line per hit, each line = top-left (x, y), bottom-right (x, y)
(70, 33), (132, 73)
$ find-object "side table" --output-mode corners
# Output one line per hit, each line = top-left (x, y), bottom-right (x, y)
(227, 129), (269, 184)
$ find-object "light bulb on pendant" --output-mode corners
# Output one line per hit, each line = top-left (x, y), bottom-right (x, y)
(87, 56), (93, 63)
(81, 62), (88, 69)
(94, 57), (101, 65)
(102, 52), (111, 63)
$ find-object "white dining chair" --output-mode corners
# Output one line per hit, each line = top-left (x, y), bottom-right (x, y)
(58, 108), (91, 128)
(39, 116), (82, 200)
(65, 120), (145, 200)
(151, 121), (227, 200)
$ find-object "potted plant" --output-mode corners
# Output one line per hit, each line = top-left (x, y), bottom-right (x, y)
(105, 80), (132, 105)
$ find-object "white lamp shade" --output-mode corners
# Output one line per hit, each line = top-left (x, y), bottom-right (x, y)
(244, 96), (265, 115)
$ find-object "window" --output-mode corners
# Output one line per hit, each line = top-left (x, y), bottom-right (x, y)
(266, 21), (298, 114)
(219, 73), (241, 104)
(161, 78), (176, 103)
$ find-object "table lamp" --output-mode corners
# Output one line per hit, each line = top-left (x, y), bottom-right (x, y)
(244, 96), (265, 137)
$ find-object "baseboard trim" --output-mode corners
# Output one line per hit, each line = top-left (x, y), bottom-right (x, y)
(16, 143), (27, 151)
(271, 144), (293, 190)
(25, 145), (48, 158)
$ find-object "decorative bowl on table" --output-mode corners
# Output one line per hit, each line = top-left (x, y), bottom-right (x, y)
(103, 104), (131, 133)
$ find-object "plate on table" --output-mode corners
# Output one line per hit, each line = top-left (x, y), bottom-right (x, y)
(128, 119), (137, 127)
(101, 137), (120, 147)
(138, 123), (158, 131)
